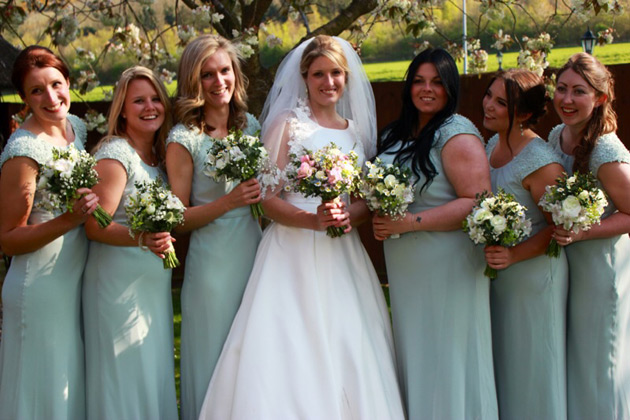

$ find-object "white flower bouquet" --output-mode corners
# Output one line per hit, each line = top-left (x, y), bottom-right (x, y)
(125, 177), (186, 269)
(203, 129), (280, 219)
(36, 144), (112, 228)
(285, 142), (361, 238)
(463, 189), (532, 279)
(359, 157), (415, 239)
(538, 171), (607, 257)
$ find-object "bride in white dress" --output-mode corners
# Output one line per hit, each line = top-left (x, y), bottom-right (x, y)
(198, 35), (405, 420)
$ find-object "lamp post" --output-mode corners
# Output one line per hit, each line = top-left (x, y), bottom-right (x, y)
(496, 50), (503, 71)
(581, 27), (596, 55)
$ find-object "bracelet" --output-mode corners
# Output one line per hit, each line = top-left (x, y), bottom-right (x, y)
(138, 232), (149, 251)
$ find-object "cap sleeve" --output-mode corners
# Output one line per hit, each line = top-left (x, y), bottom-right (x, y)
(94, 137), (138, 176)
(166, 123), (203, 157)
(0, 130), (49, 168)
(434, 114), (483, 153)
(590, 132), (630, 175)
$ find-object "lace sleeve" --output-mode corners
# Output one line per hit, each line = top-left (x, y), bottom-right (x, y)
(434, 114), (483, 153)
(166, 123), (201, 157)
(94, 137), (138, 177)
(591, 132), (630, 175)
(514, 138), (561, 181)
(0, 131), (50, 168)
(244, 113), (261, 136)
(547, 124), (563, 152)
(67, 114), (88, 150)
(485, 134), (499, 159)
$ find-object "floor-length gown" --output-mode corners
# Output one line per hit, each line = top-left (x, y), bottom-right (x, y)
(486, 134), (568, 420)
(0, 115), (87, 420)
(82, 138), (178, 420)
(166, 113), (262, 420)
(197, 104), (405, 420)
(381, 115), (499, 420)
(549, 124), (630, 420)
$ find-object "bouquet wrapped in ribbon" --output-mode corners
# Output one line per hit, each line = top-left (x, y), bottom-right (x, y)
(36, 144), (112, 228)
(463, 189), (532, 279)
(124, 178), (185, 269)
(203, 129), (281, 219)
(285, 142), (361, 238)
(538, 171), (607, 257)
(359, 157), (415, 238)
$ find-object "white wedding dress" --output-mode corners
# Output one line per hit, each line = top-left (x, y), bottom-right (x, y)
(198, 105), (405, 420)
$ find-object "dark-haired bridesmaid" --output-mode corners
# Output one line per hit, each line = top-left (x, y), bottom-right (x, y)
(373, 48), (498, 420)
(549, 53), (630, 420)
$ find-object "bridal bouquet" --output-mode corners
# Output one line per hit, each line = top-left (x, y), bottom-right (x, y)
(538, 171), (607, 257)
(359, 158), (415, 239)
(203, 129), (281, 219)
(463, 189), (532, 279)
(36, 144), (112, 228)
(285, 142), (361, 238)
(124, 177), (185, 269)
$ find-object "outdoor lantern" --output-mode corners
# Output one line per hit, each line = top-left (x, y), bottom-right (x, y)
(581, 27), (596, 55)
(496, 50), (503, 71)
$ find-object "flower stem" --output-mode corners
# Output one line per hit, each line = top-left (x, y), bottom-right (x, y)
(93, 205), (112, 228)
(250, 203), (264, 220)
(545, 239), (561, 258)
(162, 241), (180, 269)
(484, 264), (498, 280)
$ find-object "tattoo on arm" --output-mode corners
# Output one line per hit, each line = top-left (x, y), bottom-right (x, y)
(415, 216), (422, 224)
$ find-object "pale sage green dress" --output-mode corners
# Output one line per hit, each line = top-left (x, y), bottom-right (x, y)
(166, 114), (262, 420)
(0, 115), (87, 420)
(82, 138), (178, 420)
(548, 124), (630, 420)
(486, 134), (569, 420)
(381, 115), (498, 420)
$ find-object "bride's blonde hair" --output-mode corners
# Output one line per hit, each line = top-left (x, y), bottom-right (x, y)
(299, 35), (350, 83)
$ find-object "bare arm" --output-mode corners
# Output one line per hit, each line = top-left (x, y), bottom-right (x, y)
(373, 134), (491, 240)
(165, 142), (261, 233)
(485, 162), (564, 269)
(0, 157), (99, 256)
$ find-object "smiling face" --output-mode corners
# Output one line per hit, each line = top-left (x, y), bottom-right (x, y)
(304, 55), (346, 109)
(200, 49), (235, 112)
(482, 79), (510, 134)
(22, 66), (71, 126)
(122, 78), (165, 137)
(411, 63), (448, 125)
(553, 68), (602, 131)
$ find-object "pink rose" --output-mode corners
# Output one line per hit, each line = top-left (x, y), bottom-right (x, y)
(327, 167), (343, 184)
(300, 155), (312, 164)
(297, 162), (313, 179)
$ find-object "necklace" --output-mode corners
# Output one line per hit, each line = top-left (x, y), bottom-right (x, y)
(128, 139), (158, 167)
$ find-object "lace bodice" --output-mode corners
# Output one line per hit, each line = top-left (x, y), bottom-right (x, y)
(0, 115), (87, 222)
(486, 134), (560, 236)
(166, 113), (260, 218)
(95, 137), (166, 225)
(548, 123), (630, 218)
(378, 114), (483, 213)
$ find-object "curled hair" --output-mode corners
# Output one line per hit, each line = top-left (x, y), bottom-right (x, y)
(487, 69), (548, 154)
(12, 45), (70, 97)
(174, 34), (248, 132)
(378, 48), (459, 191)
(556, 53), (616, 173)
(299, 35), (350, 81)
(95, 66), (172, 165)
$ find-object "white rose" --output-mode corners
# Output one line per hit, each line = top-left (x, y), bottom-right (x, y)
(315, 171), (327, 180)
(146, 204), (156, 214)
(490, 215), (507, 233)
(216, 157), (227, 169)
(473, 208), (493, 224)
(383, 174), (397, 189)
(561, 195), (582, 219)
(52, 159), (73, 173)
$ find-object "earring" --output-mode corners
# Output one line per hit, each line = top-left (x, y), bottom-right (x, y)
(519, 123), (524, 136)
(305, 86), (309, 97)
